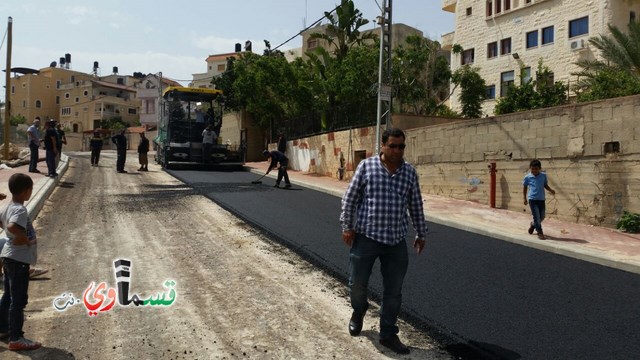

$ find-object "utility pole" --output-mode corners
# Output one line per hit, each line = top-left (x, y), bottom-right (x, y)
(375, 0), (392, 154)
(3, 17), (12, 161)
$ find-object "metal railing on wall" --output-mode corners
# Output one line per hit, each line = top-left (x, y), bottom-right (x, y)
(270, 98), (379, 140)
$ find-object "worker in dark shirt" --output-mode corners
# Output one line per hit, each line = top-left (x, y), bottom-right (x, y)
(43, 120), (58, 177)
(89, 131), (103, 166)
(137, 132), (150, 172)
(111, 129), (128, 173)
(263, 150), (291, 188)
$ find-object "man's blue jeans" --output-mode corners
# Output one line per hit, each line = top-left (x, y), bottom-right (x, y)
(529, 200), (546, 234)
(45, 149), (56, 175)
(0, 258), (30, 341)
(349, 234), (408, 339)
(28, 142), (39, 172)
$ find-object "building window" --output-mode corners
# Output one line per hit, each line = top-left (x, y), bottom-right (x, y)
(73, 124), (79, 133)
(117, 78), (124, 85)
(22, 83), (26, 88)
(542, 26), (554, 45)
(56, 96), (60, 105)
(486, 85), (496, 99)
(65, 93), (70, 99)
(61, 107), (72, 116)
(209, 65), (212, 70)
(501, 71), (515, 97)
(569, 16), (589, 38)
(70, 75), (75, 82)
(631, 11), (636, 23)
(486, 1), (493, 16)
(466, 7), (472, 16)
(522, 67), (532, 84)
(500, 38), (511, 55)
(462, 48), (475, 65)
(487, 42), (498, 58)
(84, 90), (89, 96)
(35, 100), (42, 108)
(307, 39), (318, 49)
(504, 0), (511, 11)
(526, 0), (532, 3)
(495, 0), (501, 14)
(75, 97), (80, 103)
(217, 64), (225, 72)
(56, 80), (61, 89)
(526, 30), (538, 48)
(128, 108), (137, 115)
(22, 100), (26, 108)
(11, 86), (14, 94)
(537, 71), (555, 89)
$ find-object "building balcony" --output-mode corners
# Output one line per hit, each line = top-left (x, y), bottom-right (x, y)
(441, 31), (455, 51)
(442, 0), (456, 13)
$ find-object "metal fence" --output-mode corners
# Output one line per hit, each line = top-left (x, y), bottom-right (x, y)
(270, 98), (379, 140)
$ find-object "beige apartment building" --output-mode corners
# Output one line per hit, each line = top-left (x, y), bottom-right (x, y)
(9, 66), (91, 123)
(442, 0), (640, 116)
(59, 78), (139, 133)
(190, 51), (241, 88)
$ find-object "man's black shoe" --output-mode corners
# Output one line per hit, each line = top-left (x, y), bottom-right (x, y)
(348, 312), (365, 336)
(379, 334), (410, 355)
(29, 169), (41, 173)
(117, 170), (128, 173)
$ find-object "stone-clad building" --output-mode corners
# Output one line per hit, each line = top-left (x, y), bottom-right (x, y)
(442, 0), (640, 116)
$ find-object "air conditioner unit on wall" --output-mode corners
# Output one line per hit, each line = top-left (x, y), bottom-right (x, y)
(570, 39), (586, 51)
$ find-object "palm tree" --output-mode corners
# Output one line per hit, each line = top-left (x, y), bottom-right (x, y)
(309, 0), (377, 62)
(574, 21), (640, 99)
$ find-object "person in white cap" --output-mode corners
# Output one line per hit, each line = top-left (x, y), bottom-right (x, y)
(26, 118), (41, 173)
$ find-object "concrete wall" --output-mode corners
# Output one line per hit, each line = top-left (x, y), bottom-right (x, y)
(277, 94), (640, 228)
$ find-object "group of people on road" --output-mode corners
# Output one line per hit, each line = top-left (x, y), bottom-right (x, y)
(27, 117), (66, 178)
(110, 130), (149, 173)
(28, 117), (150, 174)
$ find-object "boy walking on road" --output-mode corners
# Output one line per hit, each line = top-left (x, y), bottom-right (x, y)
(339, 128), (427, 355)
(0, 173), (42, 351)
(523, 159), (556, 240)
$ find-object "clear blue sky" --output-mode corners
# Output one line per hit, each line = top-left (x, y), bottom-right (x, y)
(0, 0), (453, 85)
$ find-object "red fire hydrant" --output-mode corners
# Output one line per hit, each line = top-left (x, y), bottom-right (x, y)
(488, 162), (497, 208)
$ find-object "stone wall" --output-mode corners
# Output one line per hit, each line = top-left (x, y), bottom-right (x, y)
(278, 94), (640, 228)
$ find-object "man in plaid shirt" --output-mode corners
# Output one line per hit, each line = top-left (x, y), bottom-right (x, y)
(340, 127), (427, 355)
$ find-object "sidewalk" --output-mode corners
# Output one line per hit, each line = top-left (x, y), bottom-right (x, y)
(0, 149), (70, 224)
(246, 161), (640, 275)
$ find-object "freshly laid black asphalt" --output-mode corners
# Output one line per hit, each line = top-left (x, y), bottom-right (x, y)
(170, 168), (640, 360)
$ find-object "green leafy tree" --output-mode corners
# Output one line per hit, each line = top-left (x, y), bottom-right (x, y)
(573, 21), (640, 101)
(9, 115), (27, 126)
(103, 116), (128, 130)
(392, 35), (451, 115)
(231, 52), (310, 129)
(495, 60), (568, 114)
(211, 57), (239, 111)
(451, 65), (486, 118)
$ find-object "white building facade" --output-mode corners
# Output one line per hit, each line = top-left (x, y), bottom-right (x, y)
(443, 0), (640, 116)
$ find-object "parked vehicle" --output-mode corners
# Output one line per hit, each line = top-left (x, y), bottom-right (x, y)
(154, 87), (244, 169)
